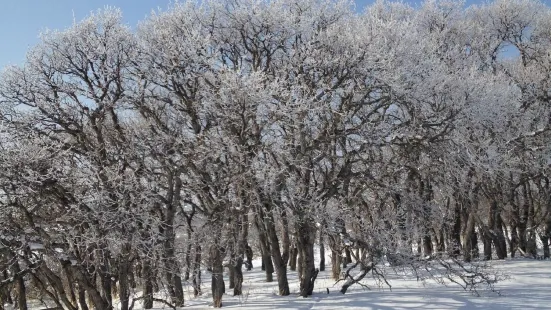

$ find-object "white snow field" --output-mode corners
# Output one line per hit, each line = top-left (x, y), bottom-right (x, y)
(24, 257), (551, 309)
(171, 258), (550, 310)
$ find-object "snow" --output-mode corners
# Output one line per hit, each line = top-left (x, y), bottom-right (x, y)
(178, 259), (551, 310)
(26, 254), (551, 310)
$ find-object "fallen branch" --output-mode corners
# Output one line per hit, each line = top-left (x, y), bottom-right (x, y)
(129, 295), (176, 310)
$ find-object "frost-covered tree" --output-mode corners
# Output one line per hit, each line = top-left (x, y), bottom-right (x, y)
(1, 0), (551, 308)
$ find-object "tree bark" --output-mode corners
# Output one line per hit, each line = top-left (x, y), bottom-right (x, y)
(297, 219), (317, 297)
(118, 244), (131, 310)
(163, 173), (185, 307)
(192, 244), (202, 297)
(210, 244), (225, 308)
(463, 213), (476, 262)
(12, 262), (27, 310)
(233, 213), (248, 296)
(319, 229), (325, 272)
(142, 259), (154, 309)
(245, 245), (253, 271)
(77, 285), (89, 310)
(450, 199), (462, 257)
(265, 210), (290, 296)
(289, 246), (298, 271)
(255, 219), (274, 282)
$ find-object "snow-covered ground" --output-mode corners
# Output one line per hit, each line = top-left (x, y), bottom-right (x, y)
(177, 258), (551, 310)
(27, 255), (551, 309)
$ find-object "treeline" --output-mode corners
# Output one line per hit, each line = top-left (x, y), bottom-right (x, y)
(0, 0), (550, 309)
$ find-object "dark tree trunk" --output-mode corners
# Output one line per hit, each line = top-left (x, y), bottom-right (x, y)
(344, 248), (352, 265)
(99, 254), (112, 309)
(261, 252), (265, 271)
(184, 242), (192, 281)
(541, 234), (550, 259)
(319, 229), (325, 272)
(518, 182), (530, 253)
(463, 213), (476, 262)
(13, 262), (27, 310)
(0, 271), (13, 307)
(233, 257), (244, 296)
(289, 246), (298, 271)
(436, 229), (445, 252)
(489, 200), (507, 259)
(245, 245), (253, 271)
(233, 213), (249, 296)
(509, 215), (519, 258)
(210, 244), (225, 308)
(297, 248), (303, 276)
(482, 227), (492, 261)
(77, 285), (89, 310)
(331, 249), (341, 280)
(542, 217), (551, 259)
(297, 219), (317, 297)
(118, 245), (131, 310)
(281, 210), (291, 267)
(64, 267), (77, 307)
(70, 265), (110, 310)
(36, 263), (78, 310)
(192, 244), (202, 297)
(129, 264), (136, 290)
(257, 227), (274, 282)
(496, 216), (508, 259)
(265, 210), (290, 296)
(163, 174), (185, 307)
(422, 235), (433, 257)
(227, 255), (235, 290)
(142, 259), (154, 309)
(450, 199), (462, 257)
(0, 271), (11, 309)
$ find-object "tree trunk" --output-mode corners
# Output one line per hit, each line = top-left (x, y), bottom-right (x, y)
(142, 259), (154, 309)
(510, 220), (519, 258)
(331, 249), (341, 280)
(77, 285), (89, 310)
(257, 226), (274, 282)
(118, 246), (131, 310)
(265, 210), (290, 296)
(482, 227), (492, 261)
(13, 262), (27, 310)
(99, 254), (112, 309)
(192, 244), (202, 297)
(489, 200), (507, 259)
(227, 259), (235, 290)
(70, 265), (110, 310)
(450, 199), (462, 257)
(422, 235), (433, 257)
(289, 246), (298, 271)
(542, 218), (551, 259)
(245, 245), (253, 271)
(436, 229), (445, 252)
(184, 241), (192, 281)
(163, 174), (185, 307)
(0, 271), (11, 309)
(462, 213), (476, 262)
(319, 229), (325, 272)
(297, 219), (317, 297)
(297, 248), (303, 276)
(210, 244), (225, 308)
(233, 257), (244, 296)
(233, 213), (248, 296)
(344, 248), (352, 265)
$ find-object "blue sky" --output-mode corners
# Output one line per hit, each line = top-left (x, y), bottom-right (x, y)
(0, 0), (544, 69)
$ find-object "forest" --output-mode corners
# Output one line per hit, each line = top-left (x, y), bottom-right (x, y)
(0, 0), (550, 309)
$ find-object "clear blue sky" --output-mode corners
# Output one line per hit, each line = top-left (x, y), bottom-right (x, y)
(0, 0), (544, 69)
